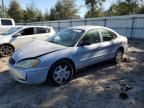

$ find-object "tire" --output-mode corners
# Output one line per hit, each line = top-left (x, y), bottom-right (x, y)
(0, 44), (14, 57)
(47, 60), (74, 86)
(114, 49), (124, 64)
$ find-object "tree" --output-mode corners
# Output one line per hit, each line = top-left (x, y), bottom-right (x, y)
(23, 5), (38, 22)
(123, 0), (140, 14)
(84, 0), (105, 18)
(49, 8), (56, 20)
(138, 5), (144, 14)
(0, 6), (3, 17)
(49, 0), (78, 20)
(8, 0), (23, 23)
(106, 0), (140, 16)
(36, 9), (45, 21)
(44, 9), (50, 21)
(85, 9), (104, 18)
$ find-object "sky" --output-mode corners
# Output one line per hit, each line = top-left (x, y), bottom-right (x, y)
(3, 0), (115, 18)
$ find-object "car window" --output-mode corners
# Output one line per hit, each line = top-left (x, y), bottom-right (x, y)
(1, 19), (12, 25)
(81, 29), (101, 45)
(1, 27), (22, 35)
(46, 28), (51, 33)
(36, 27), (47, 34)
(100, 29), (117, 42)
(48, 29), (85, 47)
(19, 28), (34, 36)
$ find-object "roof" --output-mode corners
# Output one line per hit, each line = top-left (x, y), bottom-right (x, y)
(70, 25), (109, 31)
(15, 25), (52, 28)
(70, 25), (119, 35)
(0, 18), (14, 20)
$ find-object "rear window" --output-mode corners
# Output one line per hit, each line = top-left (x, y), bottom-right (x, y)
(36, 27), (47, 34)
(46, 28), (51, 33)
(1, 19), (12, 25)
(100, 29), (117, 41)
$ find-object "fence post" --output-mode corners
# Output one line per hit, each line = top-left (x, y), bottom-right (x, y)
(58, 21), (61, 31)
(49, 22), (51, 27)
(70, 21), (72, 27)
(131, 17), (135, 40)
(104, 18), (107, 27)
(84, 19), (87, 25)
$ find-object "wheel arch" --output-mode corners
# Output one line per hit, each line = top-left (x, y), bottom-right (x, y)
(46, 58), (76, 85)
(117, 46), (124, 54)
(51, 58), (76, 72)
(0, 43), (15, 50)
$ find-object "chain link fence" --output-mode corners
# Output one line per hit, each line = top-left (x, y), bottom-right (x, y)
(17, 14), (144, 40)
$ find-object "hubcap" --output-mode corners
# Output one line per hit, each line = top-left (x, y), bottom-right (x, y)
(53, 65), (71, 84)
(0, 45), (14, 56)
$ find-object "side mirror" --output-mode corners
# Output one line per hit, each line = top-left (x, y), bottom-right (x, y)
(13, 33), (21, 37)
(79, 41), (91, 46)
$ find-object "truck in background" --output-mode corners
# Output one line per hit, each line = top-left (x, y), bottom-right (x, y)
(0, 18), (15, 34)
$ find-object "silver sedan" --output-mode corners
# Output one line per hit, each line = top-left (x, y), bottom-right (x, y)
(9, 26), (128, 86)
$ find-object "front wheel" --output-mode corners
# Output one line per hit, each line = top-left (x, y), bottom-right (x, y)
(0, 44), (14, 57)
(114, 49), (124, 64)
(47, 60), (74, 86)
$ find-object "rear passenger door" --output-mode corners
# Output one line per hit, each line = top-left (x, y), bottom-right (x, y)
(12, 27), (35, 48)
(34, 27), (50, 41)
(98, 28), (118, 60)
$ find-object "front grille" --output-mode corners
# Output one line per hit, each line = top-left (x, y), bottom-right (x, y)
(9, 57), (15, 65)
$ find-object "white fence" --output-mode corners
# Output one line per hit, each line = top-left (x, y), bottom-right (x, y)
(17, 14), (144, 39)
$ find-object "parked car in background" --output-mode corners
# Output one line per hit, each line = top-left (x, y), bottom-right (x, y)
(0, 18), (15, 34)
(9, 26), (128, 86)
(0, 26), (55, 57)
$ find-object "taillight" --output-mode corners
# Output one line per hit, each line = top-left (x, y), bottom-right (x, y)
(123, 38), (128, 44)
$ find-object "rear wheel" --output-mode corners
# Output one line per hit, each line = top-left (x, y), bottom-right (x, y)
(115, 49), (124, 64)
(0, 44), (14, 57)
(47, 60), (74, 86)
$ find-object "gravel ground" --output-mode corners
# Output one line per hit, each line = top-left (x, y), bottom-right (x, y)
(0, 41), (144, 108)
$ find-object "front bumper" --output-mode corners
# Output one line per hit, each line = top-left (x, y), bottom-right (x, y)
(8, 64), (49, 84)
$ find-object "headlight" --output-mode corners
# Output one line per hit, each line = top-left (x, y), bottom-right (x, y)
(16, 59), (40, 68)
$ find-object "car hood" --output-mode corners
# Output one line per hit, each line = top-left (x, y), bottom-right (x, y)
(0, 35), (11, 44)
(12, 40), (67, 62)
(0, 35), (9, 39)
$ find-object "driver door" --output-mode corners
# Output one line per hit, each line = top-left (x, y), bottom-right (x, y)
(75, 29), (102, 69)
(11, 27), (35, 48)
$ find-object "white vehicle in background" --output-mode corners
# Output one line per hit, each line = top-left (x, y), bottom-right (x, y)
(0, 18), (15, 34)
(0, 26), (55, 57)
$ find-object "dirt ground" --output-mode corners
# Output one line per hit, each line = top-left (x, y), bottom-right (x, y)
(0, 41), (144, 108)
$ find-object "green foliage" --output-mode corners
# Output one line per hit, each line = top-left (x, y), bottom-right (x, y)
(106, 0), (142, 16)
(8, 0), (23, 23)
(2, 0), (144, 22)
(85, 9), (104, 18)
(44, 9), (50, 21)
(23, 5), (37, 22)
(49, 0), (78, 20)
(138, 5), (144, 14)
(49, 8), (56, 20)
(0, 6), (3, 17)
(84, 0), (105, 18)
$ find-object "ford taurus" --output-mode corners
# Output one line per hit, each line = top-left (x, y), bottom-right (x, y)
(8, 26), (128, 86)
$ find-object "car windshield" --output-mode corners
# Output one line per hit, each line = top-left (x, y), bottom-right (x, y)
(1, 27), (22, 35)
(48, 28), (85, 47)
